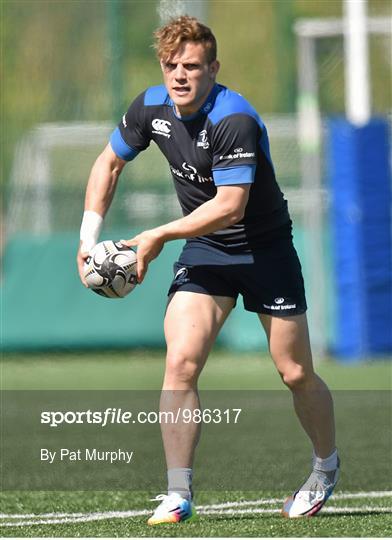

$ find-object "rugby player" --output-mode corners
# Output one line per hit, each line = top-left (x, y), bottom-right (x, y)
(77, 15), (339, 523)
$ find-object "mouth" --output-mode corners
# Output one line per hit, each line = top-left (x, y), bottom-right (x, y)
(172, 86), (191, 96)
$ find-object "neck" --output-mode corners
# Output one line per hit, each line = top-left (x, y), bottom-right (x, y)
(174, 81), (215, 117)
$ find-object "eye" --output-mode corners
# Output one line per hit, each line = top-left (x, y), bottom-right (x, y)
(184, 63), (200, 70)
(164, 63), (176, 71)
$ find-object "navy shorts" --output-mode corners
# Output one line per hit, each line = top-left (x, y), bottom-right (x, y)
(168, 228), (307, 316)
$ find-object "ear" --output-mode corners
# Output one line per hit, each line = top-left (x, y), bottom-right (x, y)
(209, 60), (220, 79)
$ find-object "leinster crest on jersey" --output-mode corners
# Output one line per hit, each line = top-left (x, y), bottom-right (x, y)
(196, 129), (209, 149)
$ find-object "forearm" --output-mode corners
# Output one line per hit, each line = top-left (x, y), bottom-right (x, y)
(79, 145), (125, 254)
(84, 152), (122, 217)
(155, 195), (243, 242)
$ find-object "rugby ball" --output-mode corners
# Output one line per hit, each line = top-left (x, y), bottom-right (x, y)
(84, 240), (137, 298)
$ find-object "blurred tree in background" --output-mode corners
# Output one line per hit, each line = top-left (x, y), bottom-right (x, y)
(1, 0), (390, 189)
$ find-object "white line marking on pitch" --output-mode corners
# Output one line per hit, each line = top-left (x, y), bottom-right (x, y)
(1, 506), (392, 528)
(1, 491), (391, 528)
(196, 491), (392, 510)
(2, 490), (391, 518)
(0, 510), (149, 528)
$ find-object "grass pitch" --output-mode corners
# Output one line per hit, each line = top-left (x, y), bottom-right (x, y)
(1, 490), (391, 537)
(2, 349), (391, 390)
(1, 350), (391, 537)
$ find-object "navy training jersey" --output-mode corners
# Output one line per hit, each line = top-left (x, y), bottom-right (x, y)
(110, 83), (290, 251)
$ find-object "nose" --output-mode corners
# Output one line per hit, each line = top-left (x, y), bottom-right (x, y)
(174, 63), (187, 81)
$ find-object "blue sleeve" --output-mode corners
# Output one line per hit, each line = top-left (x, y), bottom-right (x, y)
(115, 91), (151, 155)
(213, 165), (256, 186)
(110, 128), (139, 161)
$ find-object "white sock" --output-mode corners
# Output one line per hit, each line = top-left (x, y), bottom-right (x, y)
(313, 448), (338, 472)
(167, 468), (193, 500)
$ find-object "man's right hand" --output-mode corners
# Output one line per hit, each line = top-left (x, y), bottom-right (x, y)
(77, 243), (90, 287)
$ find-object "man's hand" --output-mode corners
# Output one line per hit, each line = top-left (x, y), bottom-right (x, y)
(123, 229), (164, 283)
(77, 242), (90, 287)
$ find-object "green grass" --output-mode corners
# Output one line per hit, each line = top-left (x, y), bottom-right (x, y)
(1, 490), (391, 537)
(2, 349), (391, 390)
(1, 351), (391, 537)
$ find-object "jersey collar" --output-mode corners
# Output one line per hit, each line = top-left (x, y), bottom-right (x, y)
(171, 83), (221, 122)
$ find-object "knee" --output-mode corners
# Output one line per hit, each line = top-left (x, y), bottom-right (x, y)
(165, 351), (200, 386)
(279, 363), (314, 391)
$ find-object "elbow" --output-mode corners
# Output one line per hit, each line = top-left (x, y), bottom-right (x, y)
(215, 186), (249, 227)
(96, 147), (125, 178)
(110, 160), (125, 178)
(225, 207), (245, 226)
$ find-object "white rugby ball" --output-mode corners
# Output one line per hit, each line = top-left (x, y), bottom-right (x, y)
(84, 240), (137, 298)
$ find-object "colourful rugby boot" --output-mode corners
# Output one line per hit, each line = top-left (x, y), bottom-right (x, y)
(282, 458), (340, 518)
(147, 493), (196, 525)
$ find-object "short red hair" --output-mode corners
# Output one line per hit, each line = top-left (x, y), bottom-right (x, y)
(154, 15), (217, 63)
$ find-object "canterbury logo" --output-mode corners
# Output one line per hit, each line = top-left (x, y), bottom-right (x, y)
(152, 118), (171, 138)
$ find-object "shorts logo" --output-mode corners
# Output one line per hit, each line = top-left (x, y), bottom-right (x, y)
(174, 266), (188, 279)
(263, 299), (297, 311)
(174, 266), (189, 283)
(152, 118), (171, 138)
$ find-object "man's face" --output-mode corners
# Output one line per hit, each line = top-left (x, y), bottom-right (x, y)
(160, 41), (219, 117)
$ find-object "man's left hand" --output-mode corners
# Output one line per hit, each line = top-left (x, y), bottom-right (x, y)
(123, 230), (164, 283)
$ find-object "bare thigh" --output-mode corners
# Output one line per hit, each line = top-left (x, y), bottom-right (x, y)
(258, 313), (315, 382)
(164, 291), (235, 385)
